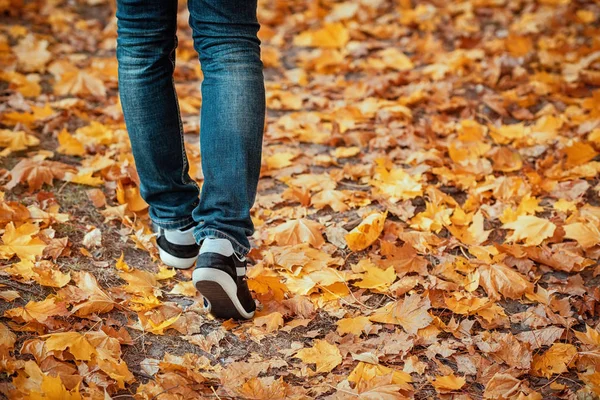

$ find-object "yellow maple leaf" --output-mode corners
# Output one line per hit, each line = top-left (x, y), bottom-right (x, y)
(478, 263), (533, 300)
(410, 202), (453, 233)
(265, 152), (296, 169)
(371, 48), (414, 71)
(575, 325), (600, 348)
(294, 22), (349, 49)
(120, 269), (161, 298)
(0, 129), (39, 155)
(13, 34), (51, 72)
(564, 141), (598, 167)
(0, 222), (46, 261)
(490, 123), (527, 144)
(74, 121), (114, 146)
(553, 199), (577, 213)
(31, 374), (82, 400)
(254, 311), (284, 333)
(65, 170), (104, 187)
(295, 339), (342, 373)
(345, 212), (387, 251)
(0, 322), (16, 349)
(169, 281), (196, 297)
(563, 222), (600, 249)
(4, 296), (68, 323)
(2, 104), (54, 127)
(531, 343), (577, 378)
(354, 263), (396, 292)
(116, 181), (148, 212)
(146, 314), (181, 335)
(155, 266), (176, 281)
(269, 218), (325, 248)
(369, 293), (433, 334)
(42, 331), (97, 361)
(580, 371), (600, 396)
(349, 362), (412, 390)
(56, 128), (85, 156)
(247, 263), (289, 301)
(311, 190), (349, 212)
(97, 357), (135, 389)
(332, 146), (361, 158)
(68, 271), (115, 316)
(371, 161), (423, 202)
(236, 377), (290, 399)
(54, 67), (106, 97)
(115, 252), (132, 272)
(502, 215), (556, 246)
(336, 316), (373, 336)
(430, 373), (466, 393)
(465, 210), (491, 245)
(0, 71), (41, 97)
(32, 261), (71, 288)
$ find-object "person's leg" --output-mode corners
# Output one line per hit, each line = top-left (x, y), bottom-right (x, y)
(187, 0), (266, 258)
(116, 0), (200, 232)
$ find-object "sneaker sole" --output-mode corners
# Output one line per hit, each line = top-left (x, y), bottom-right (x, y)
(158, 247), (198, 270)
(192, 268), (255, 320)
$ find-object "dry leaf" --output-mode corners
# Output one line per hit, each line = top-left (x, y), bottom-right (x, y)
(295, 339), (342, 373)
(346, 212), (387, 251)
(370, 293), (433, 335)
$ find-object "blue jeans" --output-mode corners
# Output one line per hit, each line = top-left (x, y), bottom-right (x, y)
(116, 0), (265, 256)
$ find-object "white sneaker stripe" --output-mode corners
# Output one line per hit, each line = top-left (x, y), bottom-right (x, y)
(164, 227), (197, 246)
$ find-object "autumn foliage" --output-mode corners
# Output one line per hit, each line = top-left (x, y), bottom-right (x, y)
(1, 0), (600, 399)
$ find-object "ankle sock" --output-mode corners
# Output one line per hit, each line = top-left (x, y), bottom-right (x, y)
(200, 237), (234, 257)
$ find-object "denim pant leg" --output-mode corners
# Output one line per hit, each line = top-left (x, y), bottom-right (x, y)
(188, 0), (266, 256)
(116, 0), (200, 230)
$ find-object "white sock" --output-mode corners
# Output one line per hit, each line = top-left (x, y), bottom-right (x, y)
(200, 238), (234, 257)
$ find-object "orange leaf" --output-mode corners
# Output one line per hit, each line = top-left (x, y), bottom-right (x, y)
(294, 22), (349, 49)
(42, 332), (97, 361)
(4, 296), (68, 323)
(0, 222), (46, 261)
(295, 339), (342, 373)
(430, 373), (466, 393)
(531, 343), (577, 378)
(345, 212), (387, 251)
(269, 218), (325, 248)
(254, 312), (284, 333)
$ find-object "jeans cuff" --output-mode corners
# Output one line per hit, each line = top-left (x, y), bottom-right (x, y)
(193, 228), (250, 258)
(150, 216), (196, 230)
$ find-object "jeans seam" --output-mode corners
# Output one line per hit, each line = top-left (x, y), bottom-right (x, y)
(170, 35), (199, 192)
(194, 228), (250, 257)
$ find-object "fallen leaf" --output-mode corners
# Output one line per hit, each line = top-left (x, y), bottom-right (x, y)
(531, 343), (577, 378)
(502, 216), (556, 246)
(269, 218), (325, 248)
(369, 293), (433, 335)
(430, 373), (466, 394)
(346, 212), (387, 251)
(295, 339), (342, 373)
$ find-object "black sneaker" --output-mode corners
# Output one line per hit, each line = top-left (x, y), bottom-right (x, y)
(192, 251), (256, 320)
(154, 224), (200, 269)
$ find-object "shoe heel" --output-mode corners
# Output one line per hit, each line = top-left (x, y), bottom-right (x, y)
(192, 268), (254, 320)
(158, 247), (197, 270)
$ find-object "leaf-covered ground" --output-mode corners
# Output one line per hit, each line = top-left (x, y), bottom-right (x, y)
(1, 0), (600, 399)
